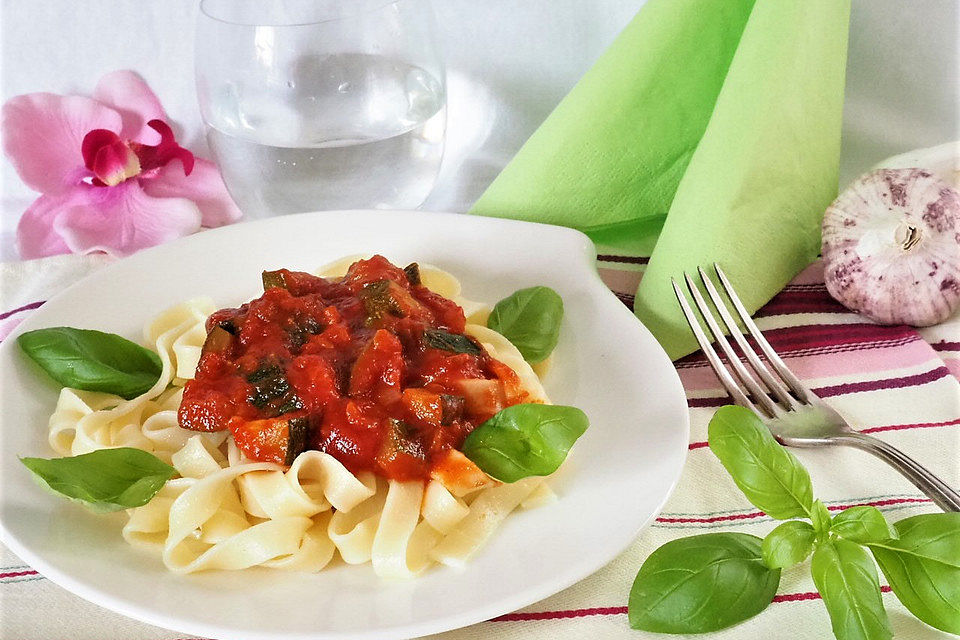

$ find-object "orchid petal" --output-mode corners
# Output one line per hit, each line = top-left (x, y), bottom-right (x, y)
(92, 70), (167, 144)
(140, 157), (242, 227)
(1, 93), (121, 194)
(15, 190), (89, 258)
(53, 181), (202, 257)
(81, 129), (122, 169)
(82, 129), (141, 186)
(133, 120), (195, 175)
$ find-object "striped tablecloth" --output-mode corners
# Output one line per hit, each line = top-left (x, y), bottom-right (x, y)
(1, 253), (958, 640)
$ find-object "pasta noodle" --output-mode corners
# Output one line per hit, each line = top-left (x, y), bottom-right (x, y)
(48, 263), (556, 577)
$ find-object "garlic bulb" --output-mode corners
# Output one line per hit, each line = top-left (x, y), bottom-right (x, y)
(874, 140), (959, 190)
(822, 168), (960, 326)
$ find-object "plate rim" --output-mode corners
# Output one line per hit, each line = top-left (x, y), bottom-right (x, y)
(0, 209), (690, 640)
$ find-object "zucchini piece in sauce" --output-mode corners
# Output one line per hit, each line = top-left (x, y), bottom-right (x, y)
(230, 416), (314, 466)
(262, 270), (288, 291)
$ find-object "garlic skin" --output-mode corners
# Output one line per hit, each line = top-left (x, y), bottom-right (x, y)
(875, 140), (959, 190)
(822, 168), (960, 326)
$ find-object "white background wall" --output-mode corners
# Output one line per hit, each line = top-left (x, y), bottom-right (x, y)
(1, 0), (957, 259)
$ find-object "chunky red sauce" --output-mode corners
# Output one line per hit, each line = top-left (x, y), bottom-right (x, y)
(178, 256), (529, 483)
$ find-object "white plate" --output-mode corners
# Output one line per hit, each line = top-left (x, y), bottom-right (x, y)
(0, 210), (688, 640)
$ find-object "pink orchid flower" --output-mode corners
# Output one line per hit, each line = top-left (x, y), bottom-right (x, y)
(2, 70), (241, 258)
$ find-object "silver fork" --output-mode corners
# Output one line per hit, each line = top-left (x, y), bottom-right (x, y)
(673, 264), (960, 512)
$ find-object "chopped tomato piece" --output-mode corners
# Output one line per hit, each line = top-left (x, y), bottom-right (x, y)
(287, 354), (340, 411)
(487, 359), (530, 405)
(375, 419), (426, 480)
(230, 417), (289, 464)
(343, 255), (408, 290)
(412, 287), (466, 332)
(348, 329), (404, 396)
(401, 388), (443, 429)
(177, 389), (235, 432)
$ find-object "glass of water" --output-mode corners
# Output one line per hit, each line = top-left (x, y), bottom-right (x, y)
(195, 0), (446, 218)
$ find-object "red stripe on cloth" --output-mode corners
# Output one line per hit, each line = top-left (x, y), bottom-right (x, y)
(687, 366), (952, 408)
(754, 291), (849, 317)
(863, 416), (960, 434)
(493, 606), (628, 622)
(490, 587), (896, 621)
(772, 586), (892, 604)
(0, 570), (38, 579)
(596, 255), (649, 265)
(655, 497), (930, 525)
(828, 498), (930, 511)
(675, 324), (920, 369)
(0, 300), (45, 321)
(932, 341), (960, 352)
(687, 416), (960, 449)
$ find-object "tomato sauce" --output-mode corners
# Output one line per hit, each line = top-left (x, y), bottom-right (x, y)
(178, 256), (529, 482)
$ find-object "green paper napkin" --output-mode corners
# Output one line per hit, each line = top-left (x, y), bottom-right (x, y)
(470, 0), (851, 360)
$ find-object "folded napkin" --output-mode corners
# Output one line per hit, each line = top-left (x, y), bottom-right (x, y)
(470, 0), (851, 360)
(1, 254), (957, 640)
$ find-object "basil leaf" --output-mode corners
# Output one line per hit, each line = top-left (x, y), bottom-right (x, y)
(812, 538), (892, 640)
(487, 286), (563, 363)
(628, 532), (780, 633)
(423, 329), (482, 355)
(867, 513), (960, 634)
(461, 403), (588, 482)
(20, 448), (176, 513)
(708, 405), (814, 519)
(18, 327), (162, 400)
(761, 520), (817, 569)
(810, 499), (833, 535)
(831, 506), (895, 544)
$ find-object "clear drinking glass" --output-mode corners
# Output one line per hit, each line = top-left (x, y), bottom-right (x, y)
(195, 0), (446, 218)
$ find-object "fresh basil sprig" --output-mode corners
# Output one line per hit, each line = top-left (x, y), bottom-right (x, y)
(866, 513), (960, 634)
(18, 327), (162, 399)
(708, 405), (814, 519)
(487, 286), (563, 363)
(21, 448), (175, 513)
(461, 403), (588, 482)
(628, 405), (960, 639)
(812, 538), (892, 640)
(629, 532), (780, 633)
(761, 520), (817, 569)
(830, 506), (895, 544)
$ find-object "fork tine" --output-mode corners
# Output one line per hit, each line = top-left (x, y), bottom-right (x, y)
(672, 278), (756, 411)
(696, 266), (800, 410)
(713, 263), (816, 404)
(682, 273), (782, 418)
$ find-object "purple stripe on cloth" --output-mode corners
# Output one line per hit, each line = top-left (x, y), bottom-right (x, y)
(687, 366), (952, 408)
(0, 300), (45, 321)
(614, 291), (635, 308)
(596, 254), (649, 265)
(932, 341), (960, 352)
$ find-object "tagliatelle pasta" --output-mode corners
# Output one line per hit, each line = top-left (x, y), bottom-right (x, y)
(46, 261), (553, 577)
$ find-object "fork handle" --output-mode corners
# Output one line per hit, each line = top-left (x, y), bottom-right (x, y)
(836, 431), (960, 512)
